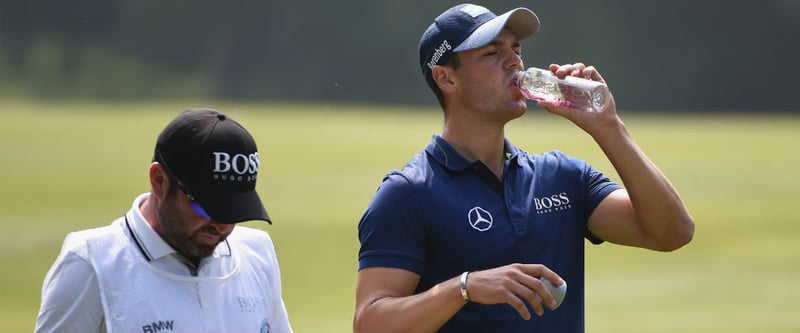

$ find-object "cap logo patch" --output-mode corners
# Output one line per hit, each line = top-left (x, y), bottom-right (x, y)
(427, 40), (452, 69)
(460, 4), (490, 17)
(213, 152), (259, 181)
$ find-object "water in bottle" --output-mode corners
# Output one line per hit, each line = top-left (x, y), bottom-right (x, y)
(513, 67), (611, 113)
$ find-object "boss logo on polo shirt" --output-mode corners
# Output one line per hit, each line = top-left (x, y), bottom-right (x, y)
(235, 296), (266, 313)
(534, 192), (573, 214)
(213, 152), (259, 181)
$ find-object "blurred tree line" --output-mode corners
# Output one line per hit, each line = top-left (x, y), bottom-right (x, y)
(1, 0), (798, 111)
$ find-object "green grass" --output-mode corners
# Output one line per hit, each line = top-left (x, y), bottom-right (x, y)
(2, 99), (799, 332)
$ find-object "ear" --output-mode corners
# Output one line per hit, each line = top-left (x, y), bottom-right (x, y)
(432, 65), (457, 93)
(149, 162), (170, 199)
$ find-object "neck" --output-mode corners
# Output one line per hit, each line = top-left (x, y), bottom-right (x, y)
(441, 117), (507, 180)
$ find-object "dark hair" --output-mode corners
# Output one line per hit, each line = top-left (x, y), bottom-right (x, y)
(432, 53), (461, 109)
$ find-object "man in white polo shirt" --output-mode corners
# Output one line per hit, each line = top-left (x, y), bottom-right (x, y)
(36, 108), (293, 333)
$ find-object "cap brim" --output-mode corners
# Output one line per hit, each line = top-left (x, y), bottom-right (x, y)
(454, 8), (540, 52)
(194, 190), (271, 224)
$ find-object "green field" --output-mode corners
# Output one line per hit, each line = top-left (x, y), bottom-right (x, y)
(2, 99), (799, 332)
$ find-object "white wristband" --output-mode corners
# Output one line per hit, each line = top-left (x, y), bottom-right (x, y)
(459, 271), (471, 302)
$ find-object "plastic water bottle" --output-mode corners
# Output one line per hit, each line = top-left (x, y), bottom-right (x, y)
(514, 67), (611, 113)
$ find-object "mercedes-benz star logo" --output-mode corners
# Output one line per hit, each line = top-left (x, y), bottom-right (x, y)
(467, 206), (493, 231)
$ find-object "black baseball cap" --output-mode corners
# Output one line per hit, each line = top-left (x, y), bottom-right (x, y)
(418, 3), (540, 91)
(154, 108), (271, 224)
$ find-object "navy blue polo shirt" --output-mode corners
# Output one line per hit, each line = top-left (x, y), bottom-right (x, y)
(357, 135), (621, 333)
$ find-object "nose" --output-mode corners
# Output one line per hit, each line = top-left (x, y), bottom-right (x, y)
(503, 50), (523, 71)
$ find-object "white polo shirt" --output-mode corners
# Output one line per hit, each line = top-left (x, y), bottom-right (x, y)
(36, 193), (293, 333)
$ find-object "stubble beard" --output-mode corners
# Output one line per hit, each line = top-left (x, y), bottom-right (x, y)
(157, 197), (231, 265)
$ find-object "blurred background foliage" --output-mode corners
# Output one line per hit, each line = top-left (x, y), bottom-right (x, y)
(1, 0), (798, 111)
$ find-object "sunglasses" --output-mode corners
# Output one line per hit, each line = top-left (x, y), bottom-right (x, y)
(155, 150), (212, 220)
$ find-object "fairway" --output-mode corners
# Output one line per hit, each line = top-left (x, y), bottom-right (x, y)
(2, 100), (799, 333)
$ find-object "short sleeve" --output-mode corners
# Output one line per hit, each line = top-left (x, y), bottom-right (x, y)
(357, 172), (427, 275)
(583, 164), (623, 244)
